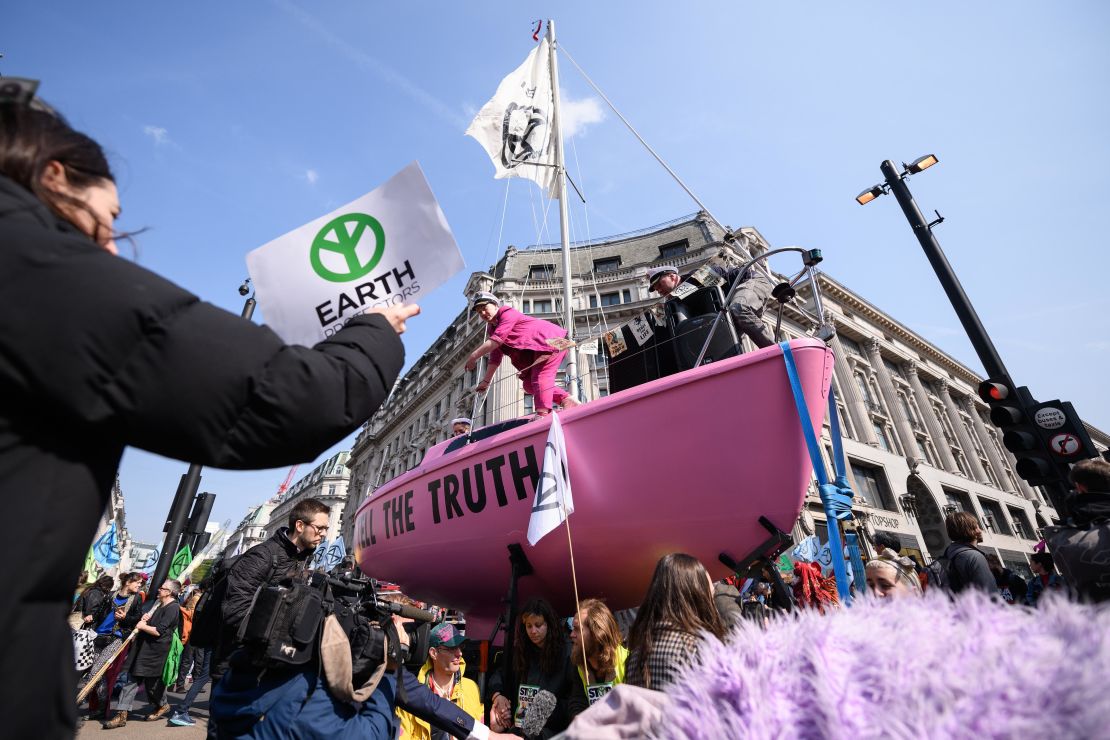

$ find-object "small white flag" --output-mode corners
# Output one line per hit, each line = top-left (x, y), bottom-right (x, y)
(465, 39), (558, 198)
(527, 413), (574, 546)
(246, 162), (464, 347)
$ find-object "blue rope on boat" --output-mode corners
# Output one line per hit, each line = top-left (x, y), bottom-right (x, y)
(780, 341), (867, 603)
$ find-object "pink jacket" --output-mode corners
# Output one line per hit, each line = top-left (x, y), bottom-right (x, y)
(487, 306), (566, 370)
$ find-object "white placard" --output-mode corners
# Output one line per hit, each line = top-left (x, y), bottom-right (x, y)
(246, 162), (463, 347)
(628, 313), (654, 346)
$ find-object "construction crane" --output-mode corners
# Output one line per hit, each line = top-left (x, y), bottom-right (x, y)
(272, 465), (299, 502)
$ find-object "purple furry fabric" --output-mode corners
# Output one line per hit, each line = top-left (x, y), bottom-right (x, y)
(662, 592), (1110, 739)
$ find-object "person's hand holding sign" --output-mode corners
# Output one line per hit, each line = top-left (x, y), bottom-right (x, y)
(368, 304), (420, 334)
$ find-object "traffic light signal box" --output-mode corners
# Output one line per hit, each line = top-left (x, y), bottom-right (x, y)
(978, 378), (1098, 489)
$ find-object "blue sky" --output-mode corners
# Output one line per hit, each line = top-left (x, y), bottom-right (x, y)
(6, 2), (1109, 545)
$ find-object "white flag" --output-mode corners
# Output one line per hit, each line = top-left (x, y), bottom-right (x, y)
(246, 162), (464, 347)
(527, 413), (574, 546)
(465, 39), (558, 198)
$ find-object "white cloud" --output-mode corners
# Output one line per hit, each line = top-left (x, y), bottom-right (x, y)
(1084, 340), (1110, 352)
(558, 92), (605, 138)
(142, 125), (170, 145)
(305, 169), (319, 185)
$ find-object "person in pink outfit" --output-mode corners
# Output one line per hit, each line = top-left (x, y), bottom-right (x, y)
(465, 292), (579, 416)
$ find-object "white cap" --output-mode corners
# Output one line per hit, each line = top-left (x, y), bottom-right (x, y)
(450, 417), (472, 427)
(647, 265), (679, 288)
(471, 291), (500, 308)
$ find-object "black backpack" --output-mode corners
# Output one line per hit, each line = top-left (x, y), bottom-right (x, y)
(926, 545), (973, 593)
(190, 552), (280, 649)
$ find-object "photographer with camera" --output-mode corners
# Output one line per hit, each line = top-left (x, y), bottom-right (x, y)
(207, 498), (509, 740)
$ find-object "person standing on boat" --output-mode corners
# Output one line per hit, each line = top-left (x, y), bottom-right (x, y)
(465, 292), (580, 417)
(648, 264), (775, 348)
(450, 417), (472, 437)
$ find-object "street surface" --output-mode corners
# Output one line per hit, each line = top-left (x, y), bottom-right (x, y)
(78, 684), (208, 738)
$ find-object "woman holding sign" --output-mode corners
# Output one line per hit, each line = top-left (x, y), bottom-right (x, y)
(487, 597), (575, 736)
(465, 292), (579, 418)
(0, 98), (416, 738)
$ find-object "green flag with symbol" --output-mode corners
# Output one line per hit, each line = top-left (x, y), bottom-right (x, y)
(82, 547), (97, 583)
(163, 629), (183, 686)
(168, 544), (193, 581)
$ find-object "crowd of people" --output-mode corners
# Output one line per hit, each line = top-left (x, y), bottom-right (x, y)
(6, 86), (1110, 740)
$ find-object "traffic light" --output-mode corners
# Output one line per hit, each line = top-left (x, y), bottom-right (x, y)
(977, 377), (1055, 485)
(978, 378), (1099, 487)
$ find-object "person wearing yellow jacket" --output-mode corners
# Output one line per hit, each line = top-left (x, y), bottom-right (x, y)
(398, 623), (482, 740)
(567, 599), (629, 721)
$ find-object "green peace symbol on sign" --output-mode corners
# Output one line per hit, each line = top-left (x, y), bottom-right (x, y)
(309, 213), (386, 283)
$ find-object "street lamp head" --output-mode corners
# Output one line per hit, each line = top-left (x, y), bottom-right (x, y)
(238, 278), (252, 297)
(906, 154), (939, 174)
(856, 185), (885, 206)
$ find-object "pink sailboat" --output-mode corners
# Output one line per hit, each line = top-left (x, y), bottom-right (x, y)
(354, 20), (837, 636)
(353, 338), (832, 636)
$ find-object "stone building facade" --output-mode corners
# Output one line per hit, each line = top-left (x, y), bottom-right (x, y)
(264, 450), (351, 543)
(221, 501), (277, 560)
(340, 213), (1108, 577)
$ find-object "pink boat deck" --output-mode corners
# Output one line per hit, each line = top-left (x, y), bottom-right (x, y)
(354, 338), (833, 635)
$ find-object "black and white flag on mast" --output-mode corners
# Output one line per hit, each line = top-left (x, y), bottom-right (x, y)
(527, 413), (574, 546)
(465, 38), (559, 198)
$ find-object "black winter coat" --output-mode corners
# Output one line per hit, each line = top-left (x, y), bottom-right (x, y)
(221, 528), (314, 644)
(0, 174), (405, 738)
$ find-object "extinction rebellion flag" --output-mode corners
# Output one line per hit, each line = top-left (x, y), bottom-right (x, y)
(527, 413), (575, 546)
(246, 162), (464, 347)
(465, 38), (558, 198)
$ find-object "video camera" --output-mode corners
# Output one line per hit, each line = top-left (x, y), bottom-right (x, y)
(239, 570), (436, 682)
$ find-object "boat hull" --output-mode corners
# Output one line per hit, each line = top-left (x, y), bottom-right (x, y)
(354, 339), (833, 636)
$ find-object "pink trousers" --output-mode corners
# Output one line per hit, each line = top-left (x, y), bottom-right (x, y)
(521, 349), (568, 412)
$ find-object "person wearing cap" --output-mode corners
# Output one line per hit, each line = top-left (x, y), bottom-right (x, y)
(648, 262), (775, 349)
(397, 623), (482, 740)
(450, 418), (472, 437)
(465, 292), (580, 417)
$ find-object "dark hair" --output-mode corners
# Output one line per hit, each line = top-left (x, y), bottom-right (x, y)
(571, 598), (623, 683)
(945, 511), (980, 544)
(872, 531), (902, 554)
(513, 597), (566, 678)
(628, 553), (724, 688)
(1030, 552), (1055, 572)
(119, 572), (143, 588)
(94, 575), (115, 592)
(1070, 458), (1110, 493)
(288, 497), (330, 530)
(0, 103), (114, 228)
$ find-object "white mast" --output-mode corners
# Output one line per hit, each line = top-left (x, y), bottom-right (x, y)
(546, 19), (580, 402)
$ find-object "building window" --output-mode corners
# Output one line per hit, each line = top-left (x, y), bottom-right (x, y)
(600, 292), (621, 307)
(943, 488), (975, 516)
(589, 294), (597, 308)
(839, 335), (864, 357)
(978, 497), (1012, 536)
(873, 423), (892, 452)
(328, 484), (336, 496)
(533, 299), (553, 313)
(593, 257), (621, 273)
(1007, 507), (1034, 540)
(658, 240), (688, 259)
(622, 289), (632, 303)
(524, 394), (534, 415)
(529, 264), (555, 280)
(433, 401), (441, 419)
(849, 461), (895, 510)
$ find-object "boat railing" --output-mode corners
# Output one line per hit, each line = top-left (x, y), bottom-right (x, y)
(693, 246), (835, 367)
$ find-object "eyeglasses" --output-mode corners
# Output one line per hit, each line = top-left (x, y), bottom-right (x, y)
(157, 587), (170, 592)
(302, 521), (329, 534)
